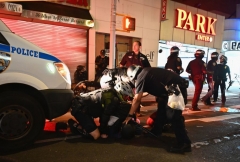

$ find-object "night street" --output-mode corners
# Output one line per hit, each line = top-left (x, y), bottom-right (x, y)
(1, 83), (240, 162)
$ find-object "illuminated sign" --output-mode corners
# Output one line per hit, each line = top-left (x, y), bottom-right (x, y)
(196, 34), (213, 42)
(50, 0), (90, 10)
(176, 8), (217, 35)
(22, 10), (94, 27)
(222, 41), (240, 51)
(161, 0), (167, 21)
(123, 16), (135, 31)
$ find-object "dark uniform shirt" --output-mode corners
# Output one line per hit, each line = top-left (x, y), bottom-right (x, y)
(213, 64), (230, 81)
(206, 59), (217, 79)
(135, 67), (184, 97)
(165, 56), (182, 75)
(186, 58), (206, 77)
(120, 51), (151, 68)
(95, 56), (109, 72)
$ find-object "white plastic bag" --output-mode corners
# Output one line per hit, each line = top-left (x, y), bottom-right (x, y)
(168, 86), (185, 111)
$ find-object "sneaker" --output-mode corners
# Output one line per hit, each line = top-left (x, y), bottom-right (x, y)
(190, 107), (201, 111)
(169, 143), (192, 153)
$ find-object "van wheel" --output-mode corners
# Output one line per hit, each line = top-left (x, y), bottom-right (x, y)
(0, 91), (45, 151)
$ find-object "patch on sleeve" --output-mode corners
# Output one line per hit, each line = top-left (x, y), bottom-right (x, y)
(213, 62), (216, 66)
(225, 66), (227, 69)
(177, 58), (181, 62)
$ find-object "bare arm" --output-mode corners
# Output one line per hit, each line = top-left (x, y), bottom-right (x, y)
(129, 92), (143, 115)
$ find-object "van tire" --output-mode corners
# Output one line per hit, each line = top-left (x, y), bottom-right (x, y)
(0, 91), (45, 151)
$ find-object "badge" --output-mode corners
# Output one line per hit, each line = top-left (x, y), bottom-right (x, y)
(213, 62), (216, 66)
(225, 66), (227, 69)
(177, 58), (181, 62)
(140, 57), (145, 60)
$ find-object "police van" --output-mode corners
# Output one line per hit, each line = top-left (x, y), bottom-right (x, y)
(0, 20), (73, 150)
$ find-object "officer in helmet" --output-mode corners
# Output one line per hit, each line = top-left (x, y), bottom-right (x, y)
(165, 46), (187, 105)
(213, 55), (231, 106)
(69, 81), (133, 140)
(125, 65), (191, 153)
(201, 52), (219, 105)
(186, 50), (207, 111)
(165, 46), (184, 74)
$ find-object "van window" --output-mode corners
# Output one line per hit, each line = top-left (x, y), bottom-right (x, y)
(0, 32), (10, 45)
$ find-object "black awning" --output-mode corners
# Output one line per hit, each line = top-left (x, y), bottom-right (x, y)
(15, 1), (93, 20)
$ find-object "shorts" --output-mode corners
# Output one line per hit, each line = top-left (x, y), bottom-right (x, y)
(74, 111), (97, 133)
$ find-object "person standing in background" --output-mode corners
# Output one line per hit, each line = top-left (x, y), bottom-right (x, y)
(120, 41), (151, 117)
(95, 49), (109, 82)
(213, 55), (231, 106)
(201, 52), (219, 105)
(165, 46), (187, 105)
(186, 50), (207, 111)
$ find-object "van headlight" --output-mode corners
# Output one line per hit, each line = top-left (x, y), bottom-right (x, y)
(54, 62), (71, 84)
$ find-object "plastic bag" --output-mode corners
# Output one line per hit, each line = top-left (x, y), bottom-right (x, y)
(168, 85), (185, 111)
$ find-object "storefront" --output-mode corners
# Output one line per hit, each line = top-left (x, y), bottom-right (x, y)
(88, 0), (161, 80)
(221, 19), (240, 77)
(0, 1), (94, 82)
(158, 0), (225, 78)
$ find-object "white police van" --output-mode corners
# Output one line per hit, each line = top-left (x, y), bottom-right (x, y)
(0, 20), (73, 150)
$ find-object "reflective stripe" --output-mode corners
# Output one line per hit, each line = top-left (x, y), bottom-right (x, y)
(0, 43), (10, 52)
(0, 44), (60, 62)
(39, 52), (61, 62)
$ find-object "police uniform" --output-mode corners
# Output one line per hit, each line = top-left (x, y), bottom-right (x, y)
(186, 56), (206, 110)
(120, 51), (151, 68)
(213, 64), (230, 104)
(201, 59), (217, 104)
(71, 88), (130, 136)
(165, 57), (182, 75)
(134, 67), (191, 147)
(165, 56), (188, 105)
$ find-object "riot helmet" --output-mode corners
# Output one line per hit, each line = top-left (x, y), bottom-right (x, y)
(170, 46), (180, 54)
(121, 123), (135, 139)
(127, 65), (142, 81)
(211, 52), (219, 60)
(194, 49), (205, 59)
(114, 81), (134, 97)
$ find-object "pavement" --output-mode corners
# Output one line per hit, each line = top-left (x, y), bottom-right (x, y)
(1, 81), (240, 162)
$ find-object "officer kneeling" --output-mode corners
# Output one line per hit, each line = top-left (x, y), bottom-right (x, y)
(69, 81), (134, 140)
(124, 65), (191, 153)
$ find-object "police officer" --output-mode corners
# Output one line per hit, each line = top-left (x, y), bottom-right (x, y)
(165, 46), (187, 105)
(95, 49), (109, 82)
(201, 52), (219, 105)
(213, 55), (231, 106)
(125, 65), (191, 153)
(165, 46), (183, 74)
(69, 81), (133, 140)
(120, 41), (151, 68)
(186, 50), (207, 111)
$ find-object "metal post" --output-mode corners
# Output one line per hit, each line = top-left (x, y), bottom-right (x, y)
(109, 0), (117, 68)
